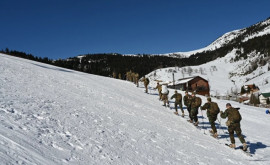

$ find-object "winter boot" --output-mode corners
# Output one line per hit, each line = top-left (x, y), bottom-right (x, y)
(213, 133), (218, 138)
(229, 144), (236, 149)
(181, 113), (185, 117)
(174, 111), (179, 115)
(194, 121), (199, 126)
(242, 143), (248, 151)
(209, 130), (214, 134)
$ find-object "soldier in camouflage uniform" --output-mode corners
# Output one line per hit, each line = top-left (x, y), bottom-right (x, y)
(184, 91), (192, 120)
(188, 92), (201, 126)
(126, 71), (131, 81)
(135, 73), (139, 87)
(131, 72), (135, 83)
(171, 90), (184, 117)
(141, 76), (150, 93)
(154, 82), (162, 100)
(118, 73), (122, 79)
(220, 103), (247, 151)
(201, 98), (219, 138)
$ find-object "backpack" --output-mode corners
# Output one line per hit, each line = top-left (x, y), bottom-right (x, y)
(230, 108), (242, 123)
(195, 97), (202, 107)
(176, 94), (182, 101)
(161, 85), (169, 94)
(210, 102), (220, 115)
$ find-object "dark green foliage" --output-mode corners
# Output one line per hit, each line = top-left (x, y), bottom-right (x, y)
(0, 49), (185, 79)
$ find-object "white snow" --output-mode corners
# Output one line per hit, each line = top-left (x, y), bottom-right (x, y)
(147, 48), (270, 97)
(164, 18), (270, 58)
(1, 53), (270, 164)
(163, 29), (245, 58)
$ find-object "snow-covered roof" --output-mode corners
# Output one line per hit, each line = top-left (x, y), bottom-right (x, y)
(168, 77), (194, 86)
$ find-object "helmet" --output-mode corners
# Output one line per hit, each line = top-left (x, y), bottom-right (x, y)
(266, 110), (270, 114)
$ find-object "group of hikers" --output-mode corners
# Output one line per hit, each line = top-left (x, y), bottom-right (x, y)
(139, 77), (248, 151)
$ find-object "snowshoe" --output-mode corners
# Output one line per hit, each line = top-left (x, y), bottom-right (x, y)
(187, 119), (193, 123)
(225, 143), (235, 149)
(211, 133), (218, 139)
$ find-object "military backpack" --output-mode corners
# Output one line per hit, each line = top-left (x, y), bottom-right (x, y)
(195, 97), (202, 107)
(210, 102), (220, 115)
(230, 108), (242, 123)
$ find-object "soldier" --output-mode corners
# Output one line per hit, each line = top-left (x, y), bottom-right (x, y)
(118, 73), (122, 79)
(141, 76), (150, 93)
(113, 72), (116, 78)
(154, 82), (162, 100)
(170, 90), (184, 117)
(201, 98), (220, 138)
(126, 71), (131, 81)
(135, 73), (139, 87)
(161, 84), (169, 107)
(220, 103), (247, 151)
(131, 72), (135, 83)
(188, 92), (201, 126)
(184, 91), (192, 120)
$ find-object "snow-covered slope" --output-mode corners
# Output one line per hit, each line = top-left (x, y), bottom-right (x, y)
(1, 53), (270, 164)
(164, 18), (270, 58)
(164, 29), (245, 58)
(148, 47), (270, 96)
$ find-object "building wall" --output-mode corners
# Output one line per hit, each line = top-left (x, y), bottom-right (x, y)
(168, 77), (210, 96)
(189, 77), (210, 96)
(260, 95), (267, 104)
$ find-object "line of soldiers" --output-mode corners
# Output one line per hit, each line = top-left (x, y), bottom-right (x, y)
(126, 71), (140, 87)
(153, 81), (248, 151)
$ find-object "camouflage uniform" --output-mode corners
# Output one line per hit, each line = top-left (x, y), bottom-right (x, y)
(131, 72), (135, 83)
(135, 73), (139, 87)
(184, 93), (192, 119)
(201, 101), (219, 134)
(113, 72), (117, 78)
(190, 95), (201, 123)
(126, 71), (131, 81)
(171, 92), (184, 115)
(220, 107), (246, 145)
(142, 77), (150, 93)
(155, 83), (162, 100)
(118, 73), (122, 79)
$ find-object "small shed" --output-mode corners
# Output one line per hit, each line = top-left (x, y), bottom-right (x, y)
(259, 93), (270, 104)
(168, 76), (210, 96)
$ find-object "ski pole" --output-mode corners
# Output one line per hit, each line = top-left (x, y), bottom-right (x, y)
(200, 108), (206, 134)
(217, 117), (229, 142)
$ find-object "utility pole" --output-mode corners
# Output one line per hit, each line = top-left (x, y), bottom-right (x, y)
(173, 73), (176, 90)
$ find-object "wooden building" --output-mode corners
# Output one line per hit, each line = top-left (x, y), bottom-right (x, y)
(168, 76), (210, 96)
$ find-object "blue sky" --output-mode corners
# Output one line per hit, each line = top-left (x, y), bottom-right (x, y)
(0, 0), (269, 59)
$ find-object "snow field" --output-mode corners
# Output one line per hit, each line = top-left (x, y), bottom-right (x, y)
(0, 54), (270, 164)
